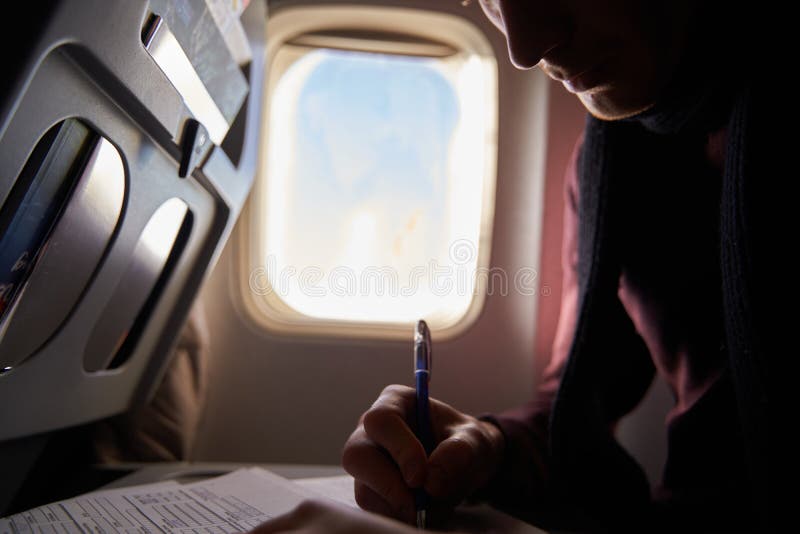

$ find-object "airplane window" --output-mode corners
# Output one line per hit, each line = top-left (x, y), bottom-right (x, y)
(248, 13), (497, 338)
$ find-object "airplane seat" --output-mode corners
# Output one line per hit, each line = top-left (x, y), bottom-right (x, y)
(0, 0), (267, 515)
(1, 303), (212, 515)
(91, 301), (211, 463)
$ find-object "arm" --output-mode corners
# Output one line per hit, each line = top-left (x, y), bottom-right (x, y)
(474, 134), (583, 522)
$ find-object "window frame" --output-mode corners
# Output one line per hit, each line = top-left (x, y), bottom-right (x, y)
(238, 4), (499, 340)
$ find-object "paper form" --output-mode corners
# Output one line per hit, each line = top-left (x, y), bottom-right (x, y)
(0, 468), (313, 534)
(0, 480), (178, 534)
(294, 475), (358, 508)
(2, 469), (547, 534)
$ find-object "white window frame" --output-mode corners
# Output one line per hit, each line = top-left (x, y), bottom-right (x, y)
(238, 5), (499, 340)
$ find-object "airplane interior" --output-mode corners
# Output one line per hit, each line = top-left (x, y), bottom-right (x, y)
(1, 0), (768, 532)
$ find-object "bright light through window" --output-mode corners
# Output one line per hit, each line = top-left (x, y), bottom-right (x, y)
(259, 45), (496, 327)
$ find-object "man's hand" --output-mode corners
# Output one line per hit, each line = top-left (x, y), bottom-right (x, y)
(341, 385), (505, 525)
(248, 499), (417, 534)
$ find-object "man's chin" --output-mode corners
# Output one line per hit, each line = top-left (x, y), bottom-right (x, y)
(577, 88), (655, 122)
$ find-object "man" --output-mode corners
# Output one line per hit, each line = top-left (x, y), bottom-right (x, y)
(254, 0), (769, 531)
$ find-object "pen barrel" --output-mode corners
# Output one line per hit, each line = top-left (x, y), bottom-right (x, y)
(415, 371), (434, 455)
(413, 320), (433, 528)
(414, 369), (433, 520)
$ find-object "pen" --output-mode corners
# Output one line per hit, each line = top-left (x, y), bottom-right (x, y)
(413, 319), (434, 529)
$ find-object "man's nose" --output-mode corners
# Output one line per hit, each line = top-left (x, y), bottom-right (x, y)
(497, 0), (572, 69)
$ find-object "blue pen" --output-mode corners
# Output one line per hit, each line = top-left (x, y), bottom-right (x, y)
(414, 319), (434, 529)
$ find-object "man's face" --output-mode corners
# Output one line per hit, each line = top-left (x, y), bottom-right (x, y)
(478, 0), (695, 120)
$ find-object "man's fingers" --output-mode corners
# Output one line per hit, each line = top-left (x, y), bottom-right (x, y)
(353, 480), (414, 524)
(424, 425), (497, 504)
(342, 426), (416, 521)
(424, 435), (474, 502)
(342, 386), (504, 526)
(362, 386), (427, 487)
(353, 480), (393, 517)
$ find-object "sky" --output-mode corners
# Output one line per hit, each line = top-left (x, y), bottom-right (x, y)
(265, 48), (483, 322)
